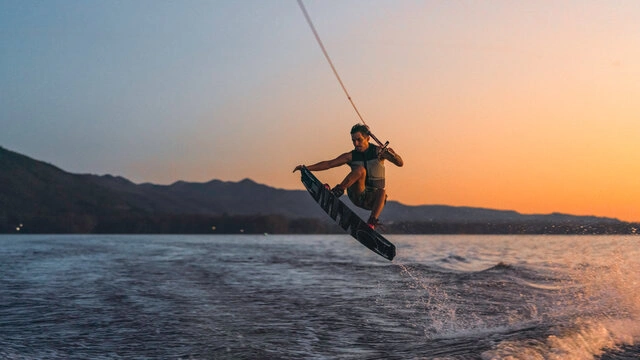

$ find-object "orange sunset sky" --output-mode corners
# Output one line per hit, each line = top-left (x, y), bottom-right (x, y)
(2, 1), (639, 221)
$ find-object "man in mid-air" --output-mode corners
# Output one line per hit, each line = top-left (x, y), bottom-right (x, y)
(293, 124), (403, 229)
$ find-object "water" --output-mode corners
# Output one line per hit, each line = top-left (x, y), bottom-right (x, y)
(1, 234), (639, 359)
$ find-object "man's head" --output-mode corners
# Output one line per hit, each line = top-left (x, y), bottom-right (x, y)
(350, 123), (370, 152)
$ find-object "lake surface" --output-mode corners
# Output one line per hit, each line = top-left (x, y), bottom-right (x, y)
(1, 234), (640, 359)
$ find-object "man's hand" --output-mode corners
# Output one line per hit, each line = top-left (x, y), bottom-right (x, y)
(376, 146), (391, 160)
(378, 147), (404, 166)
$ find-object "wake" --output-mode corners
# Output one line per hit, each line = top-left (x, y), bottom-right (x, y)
(394, 252), (640, 359)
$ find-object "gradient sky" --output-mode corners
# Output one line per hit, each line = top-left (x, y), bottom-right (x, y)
(2, 0), (639, 222)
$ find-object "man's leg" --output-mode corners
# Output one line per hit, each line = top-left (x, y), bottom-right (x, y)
(332, 166), (366, 197)
(367, 188), (386, 227)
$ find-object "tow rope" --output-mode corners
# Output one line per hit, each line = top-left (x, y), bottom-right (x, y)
(297, 0), (389, 149)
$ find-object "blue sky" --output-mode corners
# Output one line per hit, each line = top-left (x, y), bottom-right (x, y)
(3, 1), (304, 176)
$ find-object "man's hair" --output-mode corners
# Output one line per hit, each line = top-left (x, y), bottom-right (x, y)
(350, 123), (370, 136)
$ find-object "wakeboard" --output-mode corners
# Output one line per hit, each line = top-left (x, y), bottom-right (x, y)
(299, 166), (396, 261)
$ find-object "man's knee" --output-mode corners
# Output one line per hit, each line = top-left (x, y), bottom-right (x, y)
(351, 166), (366, 178)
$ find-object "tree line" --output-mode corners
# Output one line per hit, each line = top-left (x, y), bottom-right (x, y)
(1, 214), (638, 235)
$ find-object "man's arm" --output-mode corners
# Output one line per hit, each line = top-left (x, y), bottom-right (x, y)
(293, 152), (352, 172)
(379, 147), (404, 167)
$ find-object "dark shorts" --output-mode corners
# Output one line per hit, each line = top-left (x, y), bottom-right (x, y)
(347, 187), (386, 211)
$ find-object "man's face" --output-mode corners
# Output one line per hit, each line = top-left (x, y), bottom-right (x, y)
(351, 131), (370, 152)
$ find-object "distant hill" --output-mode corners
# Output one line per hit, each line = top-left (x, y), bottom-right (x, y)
(0, 146), (139, 216)
(0, 146), (632, 234)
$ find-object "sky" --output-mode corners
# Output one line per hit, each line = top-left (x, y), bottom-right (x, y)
(1, 0), (639, 222)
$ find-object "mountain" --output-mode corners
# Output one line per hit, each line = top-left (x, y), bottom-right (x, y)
(381, 202), (618, 224)
(0, 146), (138, 216)
(0, 146), (630, 234)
